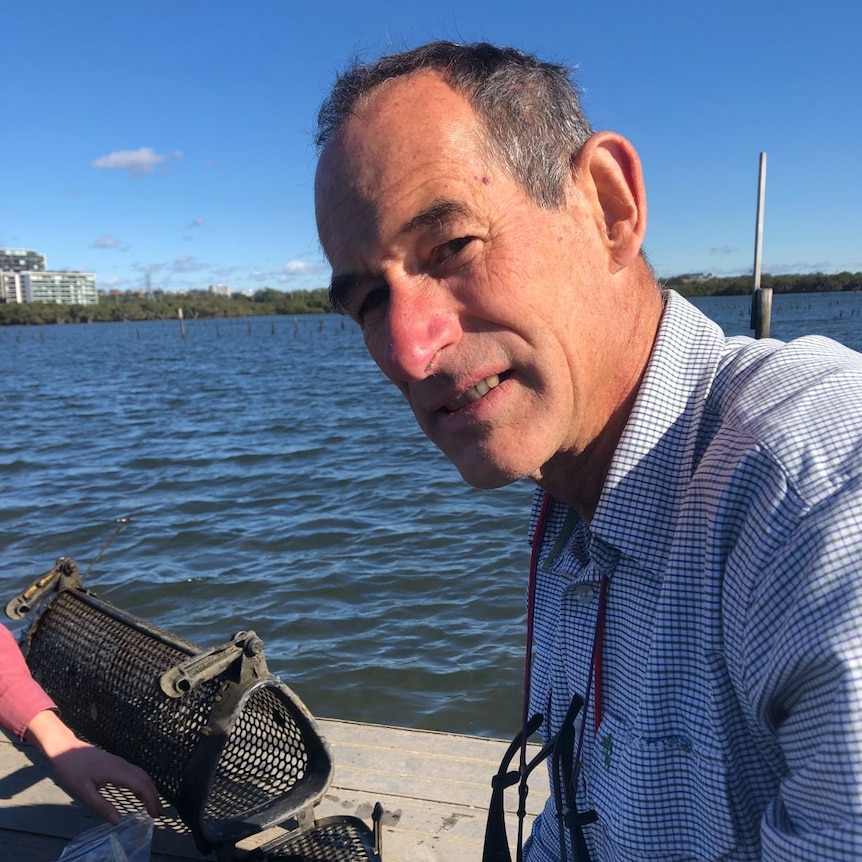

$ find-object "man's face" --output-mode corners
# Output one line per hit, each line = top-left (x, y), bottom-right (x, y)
(315, 72), (628, 490)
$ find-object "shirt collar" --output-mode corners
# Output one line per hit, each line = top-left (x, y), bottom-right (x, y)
(588, 290), (729, 572)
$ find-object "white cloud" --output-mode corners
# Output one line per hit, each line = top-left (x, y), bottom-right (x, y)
(90, 147), (182, 178)
(248, 260), (328, 283)
(710, 245), (737, 255)
(188, 217), (205, 228)
(171, 256), (207, 273)
(768, 260), (834, 275)
(92, 234), (122, 249)
(99, 276), (137, 289)
(282, 260), (325, 275)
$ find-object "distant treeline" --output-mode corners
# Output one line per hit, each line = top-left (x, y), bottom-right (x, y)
(665, 270), (862, 297)
(0, 287), (332, 326)
(2, 273), (861, 325)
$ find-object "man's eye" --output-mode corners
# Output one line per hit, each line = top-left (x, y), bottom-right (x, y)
(357, 286), (389, 324)
(436, 236), (475, 263)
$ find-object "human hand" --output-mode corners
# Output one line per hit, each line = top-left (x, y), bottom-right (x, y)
(24, 709), (161, 824)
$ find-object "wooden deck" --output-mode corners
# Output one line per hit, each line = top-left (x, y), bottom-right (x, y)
(0, 718), (548, 861)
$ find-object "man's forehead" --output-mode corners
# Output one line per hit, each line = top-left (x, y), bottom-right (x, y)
(314, 74), (489, 220)
(343, 69), (465, 129)
(318, 72), (480, 169)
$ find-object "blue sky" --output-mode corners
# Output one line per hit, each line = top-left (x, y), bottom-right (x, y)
(4, 0), (861, 295)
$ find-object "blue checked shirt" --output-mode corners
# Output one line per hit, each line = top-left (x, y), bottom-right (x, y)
(524, 290), (862, 861)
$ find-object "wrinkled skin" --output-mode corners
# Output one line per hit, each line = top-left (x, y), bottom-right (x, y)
(315, 72), (663, 520)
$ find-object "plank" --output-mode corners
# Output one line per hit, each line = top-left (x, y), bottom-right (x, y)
(1, 719), (548, 861)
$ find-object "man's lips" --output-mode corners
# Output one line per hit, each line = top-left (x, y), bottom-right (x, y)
(444, 374), (501, 412)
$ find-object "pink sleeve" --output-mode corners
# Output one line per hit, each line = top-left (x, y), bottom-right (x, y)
(0, 624), (57, 740)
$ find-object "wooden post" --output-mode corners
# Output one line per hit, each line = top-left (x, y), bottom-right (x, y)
(178, 307), (186, 339)
(750, 152), (771, 338)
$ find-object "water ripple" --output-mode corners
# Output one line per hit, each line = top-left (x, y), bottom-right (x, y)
(2, 296), (860, 738)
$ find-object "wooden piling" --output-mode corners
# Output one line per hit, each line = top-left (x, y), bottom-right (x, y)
(750, 152), (771, 338)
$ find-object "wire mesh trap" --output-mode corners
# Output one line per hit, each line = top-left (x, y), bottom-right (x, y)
(7, 557), (383, 862)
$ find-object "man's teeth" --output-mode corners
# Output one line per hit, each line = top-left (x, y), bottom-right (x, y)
(447, 374), (501, 411)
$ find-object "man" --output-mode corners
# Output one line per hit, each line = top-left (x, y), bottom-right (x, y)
(314, 41), (862, 860)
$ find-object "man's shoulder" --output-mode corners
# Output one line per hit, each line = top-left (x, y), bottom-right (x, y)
(706, 334), (862, 506)
(712, 333), (862, 423)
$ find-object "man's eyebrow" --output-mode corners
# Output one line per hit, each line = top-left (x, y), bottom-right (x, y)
(400, 199), (473, 236)
(328, 199), (474, 311)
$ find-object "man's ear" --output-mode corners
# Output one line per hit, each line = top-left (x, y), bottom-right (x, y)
(571, 131), (647, 273)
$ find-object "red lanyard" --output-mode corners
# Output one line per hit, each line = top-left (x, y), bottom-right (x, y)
(521, 494), (610, 779)
(582, 571), (610, 735)
(520, 494), (553, 778)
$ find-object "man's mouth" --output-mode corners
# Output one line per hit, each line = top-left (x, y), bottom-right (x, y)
(445, 374), (501, 412)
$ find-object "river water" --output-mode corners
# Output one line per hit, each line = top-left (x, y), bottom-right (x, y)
(2, 290), (860, 738)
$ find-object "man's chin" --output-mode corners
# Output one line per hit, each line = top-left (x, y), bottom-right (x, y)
(426, 426), (539, 489)
(448, 452), (530, 490)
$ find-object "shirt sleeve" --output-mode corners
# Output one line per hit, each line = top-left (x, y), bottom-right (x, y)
(736, 477), (862, 858)
(0, 623), (56, 740)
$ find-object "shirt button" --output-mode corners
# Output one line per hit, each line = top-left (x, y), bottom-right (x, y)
(572, 583), (598, 603)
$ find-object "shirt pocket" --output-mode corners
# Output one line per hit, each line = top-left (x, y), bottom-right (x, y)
(589, 710), (739, 860)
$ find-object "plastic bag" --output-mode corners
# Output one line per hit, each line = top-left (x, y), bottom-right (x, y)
(56, 811), (153, 862)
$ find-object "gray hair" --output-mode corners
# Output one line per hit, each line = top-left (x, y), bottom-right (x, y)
(315, 41), (594, 210)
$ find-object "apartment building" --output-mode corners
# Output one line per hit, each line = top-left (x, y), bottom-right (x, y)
(0, 248), (46, 273)
(0, 248), (97, 305)
(0, 272), (23, 303)
(22, 271), (98, 305)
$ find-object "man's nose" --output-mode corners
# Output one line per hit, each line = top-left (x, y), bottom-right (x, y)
(377, 280), (460, 382)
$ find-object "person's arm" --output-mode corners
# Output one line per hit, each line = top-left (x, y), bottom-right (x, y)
(1, 624), (160, 823)
(23, 708), (161, 824)
(0, 623), (55, 737)
(738, 483), (862, 858)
